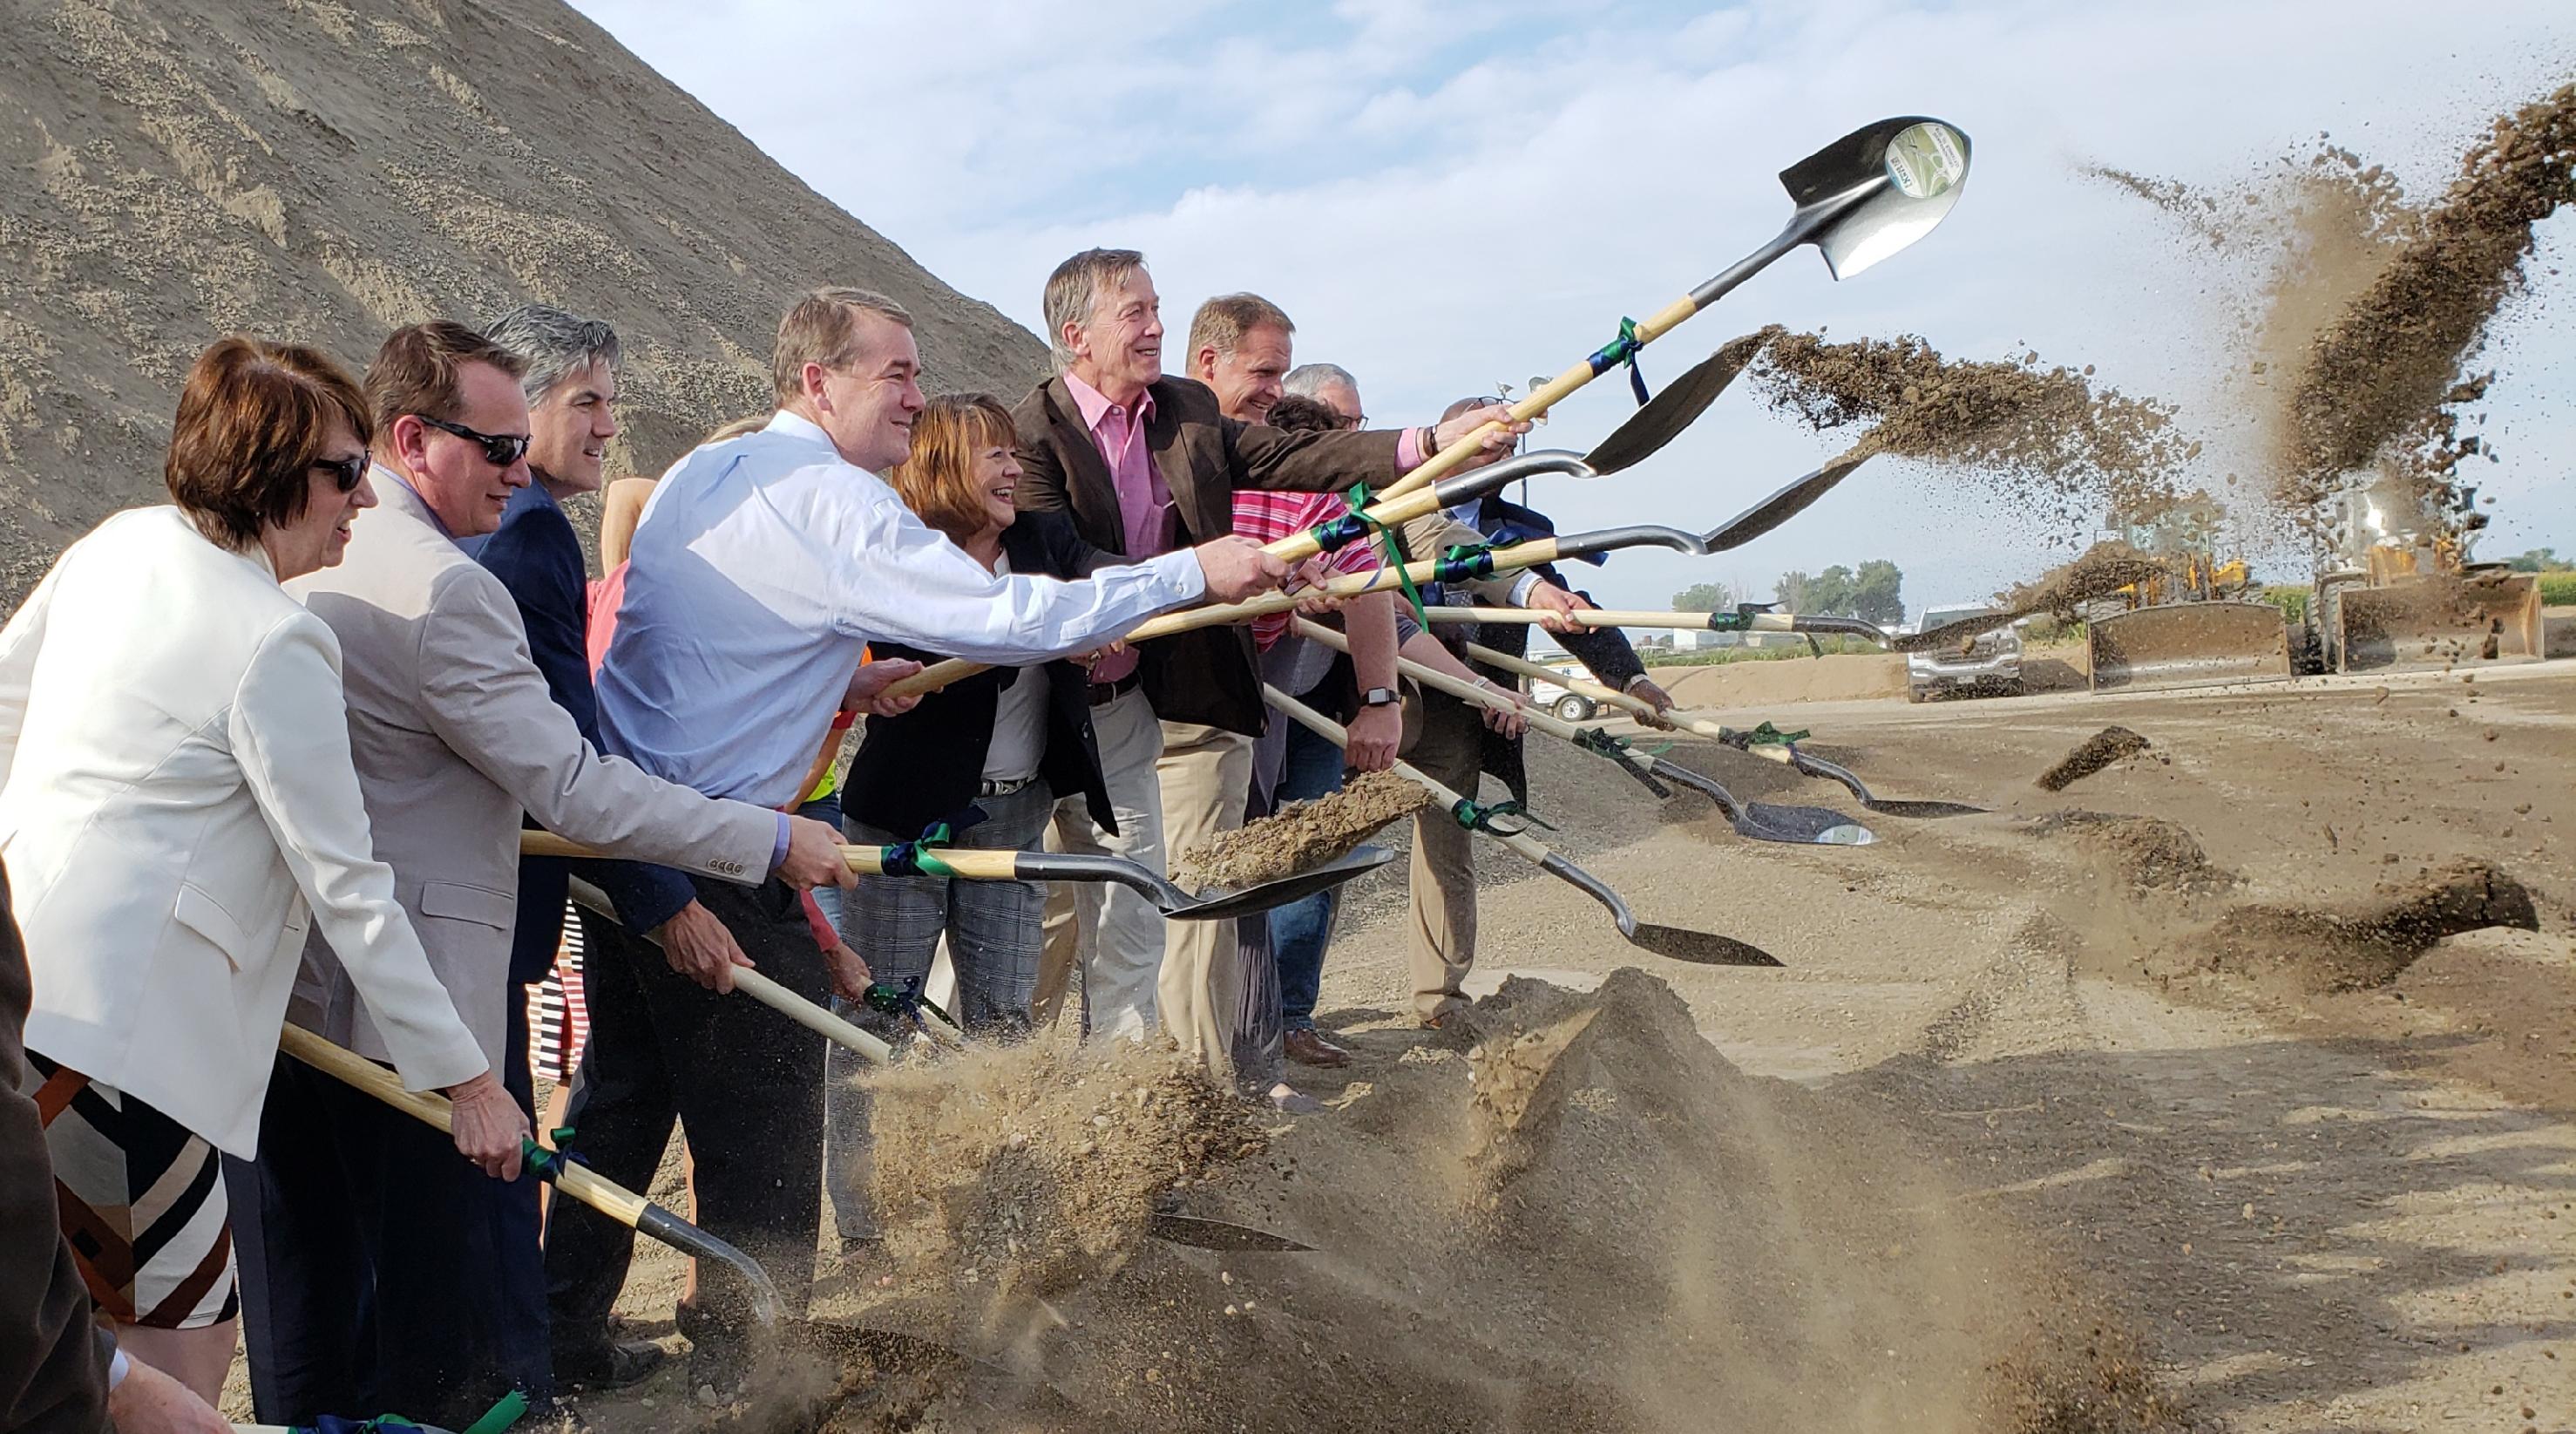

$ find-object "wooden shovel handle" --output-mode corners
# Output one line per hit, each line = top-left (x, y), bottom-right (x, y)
(1455, 639), (1732, 745)
(1257, 683), (1554, 866)
(878, 534), (1570, 702)
(276, 1025), (650, 1229)
(1375, 295), (1697, 503)
(519, 829), (1024, 881)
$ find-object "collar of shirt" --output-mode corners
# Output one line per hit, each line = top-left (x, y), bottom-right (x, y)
(763, 407), (844, 458)
(376, 462), (456, 543)
(1443, 496), (1486, 530)
(1061, 370), (1156, 437)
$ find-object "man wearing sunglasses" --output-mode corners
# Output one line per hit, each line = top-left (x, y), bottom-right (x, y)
(232, 321), (855, 1428)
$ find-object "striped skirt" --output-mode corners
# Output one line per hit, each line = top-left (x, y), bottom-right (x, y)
(24, 1050), (239, 1329)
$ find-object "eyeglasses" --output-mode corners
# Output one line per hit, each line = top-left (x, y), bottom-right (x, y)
(412, 414), (532, 467)
(312, 453), (370, 493)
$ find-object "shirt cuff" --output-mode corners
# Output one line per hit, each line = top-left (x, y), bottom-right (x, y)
(1394, 426), (1423, 471)
(769, 812), (791, 873)
(1507, 570), (1541, 605)
(1148, 547), (1208, 602)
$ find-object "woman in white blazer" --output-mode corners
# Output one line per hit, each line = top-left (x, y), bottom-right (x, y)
(0, 337), (528, 1400)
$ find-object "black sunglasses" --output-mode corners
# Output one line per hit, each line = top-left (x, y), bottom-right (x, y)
(312, 453), (369, 493)
(412, 414), (532, 467)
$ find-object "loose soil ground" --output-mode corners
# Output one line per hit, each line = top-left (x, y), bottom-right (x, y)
(380, 659), (2576, 1433)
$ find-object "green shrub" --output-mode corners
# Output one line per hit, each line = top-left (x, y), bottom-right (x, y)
(2539, 572), (2576, 608)
(2261, 585), (2312, 625)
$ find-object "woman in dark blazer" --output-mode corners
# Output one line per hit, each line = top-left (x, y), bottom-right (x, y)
(824, 393), (1118, 1245)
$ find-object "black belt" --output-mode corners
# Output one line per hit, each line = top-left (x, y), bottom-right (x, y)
(1086, 671), (1142, 707)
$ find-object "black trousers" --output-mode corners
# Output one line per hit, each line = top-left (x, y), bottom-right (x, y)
(544, 875), (827, 1363)
(226, 1041), (552, 1427)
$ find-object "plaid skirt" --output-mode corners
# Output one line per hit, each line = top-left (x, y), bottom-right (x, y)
(24, 1050), (240, 1329)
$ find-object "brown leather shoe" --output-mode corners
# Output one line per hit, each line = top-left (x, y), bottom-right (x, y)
(1284, 1028), (1351, 1068)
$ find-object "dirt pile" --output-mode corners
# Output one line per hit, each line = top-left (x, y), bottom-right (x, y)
(1179, 769), (1427, 888)
(860, 1041), (1264, 1307)
(797, 969), (2186, 1433)
(2200, 858), (2540, 991)
(0, 0), (1047, 602)
(2036, 726), (2154, 792)
(1749, 329), (2196, 537)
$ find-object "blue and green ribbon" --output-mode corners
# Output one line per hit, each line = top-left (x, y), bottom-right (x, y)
(1585, 316), (1653, 405)
(879, 821), (959, 878)
(1450, 796), (1555, 834)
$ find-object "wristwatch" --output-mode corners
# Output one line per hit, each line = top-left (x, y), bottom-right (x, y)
(1358, 686), (1401, 708)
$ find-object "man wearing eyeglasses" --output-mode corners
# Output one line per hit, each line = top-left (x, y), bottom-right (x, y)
(228, 321), (854, 1428)
(1282, 362), (1366, 430)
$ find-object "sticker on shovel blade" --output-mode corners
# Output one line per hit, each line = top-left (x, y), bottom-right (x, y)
(1883, 122), (1966, 199)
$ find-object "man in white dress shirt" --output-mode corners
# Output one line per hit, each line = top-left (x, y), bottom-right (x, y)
(550, 287), (1292, 1387)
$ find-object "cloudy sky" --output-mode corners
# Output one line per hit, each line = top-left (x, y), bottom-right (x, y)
(572, 0), (2573, 613)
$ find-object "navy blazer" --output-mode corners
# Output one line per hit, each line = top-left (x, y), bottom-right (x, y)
(841, 512), (1117, 841)
(472, 482), (696, 982)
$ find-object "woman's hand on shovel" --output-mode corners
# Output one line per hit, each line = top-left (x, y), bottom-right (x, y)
(779, 813), (859, 891)
(444, 1070), (529, 1180)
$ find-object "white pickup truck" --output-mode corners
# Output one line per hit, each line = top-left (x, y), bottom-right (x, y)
(1524, 661), (1598, 721)
(1906, 603), (2024, 702)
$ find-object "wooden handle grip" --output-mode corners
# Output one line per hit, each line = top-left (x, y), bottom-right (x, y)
(1257, 682), (1553, 865)
(519, 830), (1022, 882)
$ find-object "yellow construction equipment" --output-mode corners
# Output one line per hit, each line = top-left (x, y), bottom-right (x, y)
(2310, 476), (2544, 673)
(2083, 500), (2293, 692)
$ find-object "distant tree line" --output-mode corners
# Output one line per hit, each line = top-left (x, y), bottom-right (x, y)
(2506, 547), (2572, 573)
(1770, 561), (1903, 624)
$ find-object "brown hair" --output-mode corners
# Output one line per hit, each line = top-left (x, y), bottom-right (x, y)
(1264, 394), (1343, 433)
(886, 393), (1018, 544)
(702, 415), (768, 445)
(364, 320), (526, 446)
(772, 287), (915, 405)
(165, 336), (373, 549)
(1185, 292), (1293, 367)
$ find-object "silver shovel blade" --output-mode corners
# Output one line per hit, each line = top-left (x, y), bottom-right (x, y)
(1150, 1211), (1314, 1252)
(1740, 800), (1875, 846)
(1627, 923), (1786, 968)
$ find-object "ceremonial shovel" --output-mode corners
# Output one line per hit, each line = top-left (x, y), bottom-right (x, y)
(1290, 618), (1871, 846)
(277, 1024), (790, 1327)
(521, 830), (1388, 925)
(1377, 114), (1972, 504)
(1260, 683), (1782, 968)
(881, 450), (1883, 705)
(1454, 640), (1986, 819)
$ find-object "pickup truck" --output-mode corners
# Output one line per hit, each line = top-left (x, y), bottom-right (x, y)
(1906, 603), (2024, 701)
(1524, 661), (1598, 721)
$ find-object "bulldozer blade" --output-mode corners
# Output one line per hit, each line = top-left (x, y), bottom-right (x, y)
(2333, 572), (2545, 672)
(1150, 1211), (1315, 1252)
(2087, 601), (2293, 693)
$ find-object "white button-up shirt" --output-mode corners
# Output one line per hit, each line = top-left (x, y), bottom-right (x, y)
(597, 411), (1205, 808)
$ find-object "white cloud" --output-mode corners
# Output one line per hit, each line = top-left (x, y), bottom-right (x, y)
(573, 0), (2576, 608)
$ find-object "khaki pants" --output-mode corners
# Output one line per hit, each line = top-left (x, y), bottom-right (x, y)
(1034, 689), (1167, 1040)
(1406, 694), (1484, 1023)
(1152, 720), (1255, 1075)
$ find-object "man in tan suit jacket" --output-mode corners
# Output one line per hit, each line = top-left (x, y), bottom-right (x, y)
(231, 323), (848, 1426)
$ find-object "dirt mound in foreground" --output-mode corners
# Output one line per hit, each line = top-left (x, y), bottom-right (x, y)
(2029, 811), (2234, 895)
(804, 969), (2191, 1433)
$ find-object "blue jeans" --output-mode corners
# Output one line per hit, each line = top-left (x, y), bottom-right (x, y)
(1265, 718), (1347, 1031)
(797, 793), (844, 930)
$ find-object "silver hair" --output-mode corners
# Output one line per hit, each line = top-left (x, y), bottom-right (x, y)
(1283, 362), (1357, 398)
(1041, 248), (1148, 373)
(484, 303), (621, 404)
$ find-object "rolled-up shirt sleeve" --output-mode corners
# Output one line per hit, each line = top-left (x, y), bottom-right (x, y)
(831, 497), (1206, 663)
